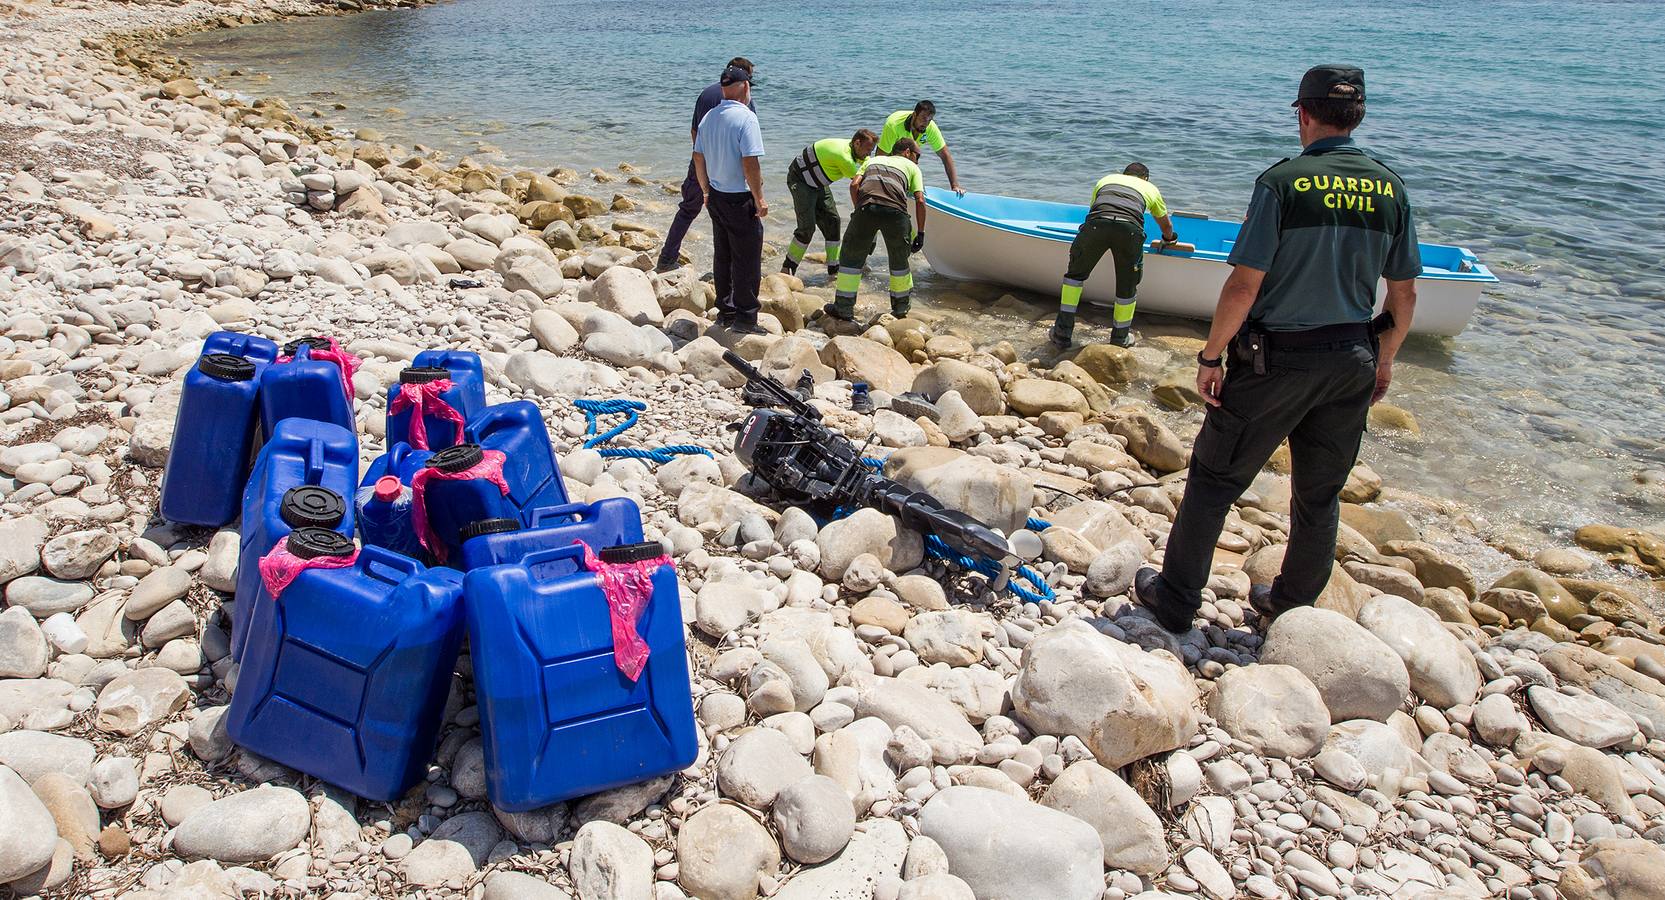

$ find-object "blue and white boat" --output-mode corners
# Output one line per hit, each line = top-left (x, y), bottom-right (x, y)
(921, 188), (1496, 336)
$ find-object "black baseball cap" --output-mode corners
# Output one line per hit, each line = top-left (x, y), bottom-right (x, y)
(1293, 65), (1365, 105)
(720, 65), (751, 86)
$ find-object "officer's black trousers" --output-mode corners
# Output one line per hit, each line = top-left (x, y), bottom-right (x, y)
(1156, 340), (1378, 614)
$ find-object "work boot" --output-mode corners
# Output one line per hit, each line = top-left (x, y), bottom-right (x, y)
(890, 301), (911, 319)
(794, 369), (815, 400)
(1110, 326), (1135, 348)
(740, 381), (777, 408)
(819, 302), (856, 322)
(729, 319), (766, 336)
(780, 257), (799, 276)
(850, 382), (874, 415)
(653, 259), (681, 275)
(1049, 313), (1075, 349)
(1133, 567), (1196, 635)
(713, 312), (735, 330)
(827, 264), (840, 279)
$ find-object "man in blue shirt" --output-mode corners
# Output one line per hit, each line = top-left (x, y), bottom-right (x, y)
(657, 57), (755, 274)
(693, 65), (768, 334)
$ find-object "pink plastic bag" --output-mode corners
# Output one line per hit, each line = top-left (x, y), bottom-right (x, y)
(388, 378), (466, 450)
(258, 534), (359, 599)
(578, 541), (672, 682)
(411, 449), (510, 563)
(277, 336), (361, 404)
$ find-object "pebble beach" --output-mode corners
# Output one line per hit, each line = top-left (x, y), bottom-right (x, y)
(4, 1), (1665, 899)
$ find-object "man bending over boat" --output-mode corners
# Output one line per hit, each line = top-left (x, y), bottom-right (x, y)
(1050, 162), (1180, 349)
(824, 138), (927, 322)
(1134, 65), (1419, 634)
(878, 101), (964, 196)
(781, 129), (878, 281)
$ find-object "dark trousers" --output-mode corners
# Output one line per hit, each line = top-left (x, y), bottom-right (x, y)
(658, 159), (704, 269)
(707, 190), (763, 325)
(1154, 338), (1377, 614)
(787, 161), (841, 257)
(834, 204), (913, 316)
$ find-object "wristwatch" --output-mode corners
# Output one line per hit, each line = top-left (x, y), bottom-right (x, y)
(1197, 350), (1223, 368)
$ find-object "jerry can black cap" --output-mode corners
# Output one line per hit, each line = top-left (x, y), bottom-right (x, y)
(280, 485), (346, 529)
(287, 527), (356, 560)
(426, 443), (484, 473)
(283, 336), (331, 355)
(459, 518), (520, 541)
(599, 541), (666, 565)
(399, 366), (450, 385)
(198, 353), (256, 382)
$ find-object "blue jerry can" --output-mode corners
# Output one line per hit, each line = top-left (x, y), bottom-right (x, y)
(464, 400), (568, 517)
(159, 332), (280, 526)
(233, 419), (359, 661)
(385, 351), (486, 451)
(259, 337), (355, 441)
(416, 443), (524, 565)
(226, 530), (465, 802)
(462, 542), (697, 811)
(458, 498), (646, 573)
(358, 443), (432, 560)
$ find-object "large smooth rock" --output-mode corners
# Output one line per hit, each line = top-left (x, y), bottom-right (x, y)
(0, 605), (48, 677)
(1005, 378), (1088, 417)
(813, 716), (897, 799)
(902, 610), (988, 667)
(6, 576), (95, 618)
(772, 775), (856, 865)
(1323, 720), (1427, 787)
(1539, 643), (1665, 741)
(568, 820), (653, 900)
(0, 730), (95, 785)
(821, 337), (914, 396)
(1381, 540), (1477, 598)
(1010, 620), (1198, 768)
(773, 818), (907, 900)
(172, 785), (310, 864)
(1040, 760), (1166, 874)
(1242, 544), (1371, 619)
(716, 728), (813, 809)
(41, 530), (118, 580)
(0, 764), (57, 882)
(1261, 606), (1410, 722)
(401, 838), (478, 887)
(884, 447), (1035, 537)
(1072, 344), (1138, 386)
(911, 359), (1004, 416)
(1357, 594), (1481, 709)
(31, 772), (98, 862)
(1558, 837), (1665, 900)
(484, 872), (574, 900)
(1207, 664), (1329, 759)
(1045, 500), (1153, 556)
(919, 786), (1105, 900)
(815, 508), (923, 581)
(95, 666), (190, 734)
(0, 515), (48, 585)
(1527, 686), (1639, 749)
(505, 352), (623, 398)
(590, 265), (663, 325)
(677, 803), (780, 900)
(849, 674), (983, 763)
(1107, 409), (1187, 473)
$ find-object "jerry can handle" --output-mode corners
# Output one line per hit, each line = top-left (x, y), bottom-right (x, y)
(357, 544), (425, 584)
(517, 542), (589, 575)
(527, 502), (597, 527)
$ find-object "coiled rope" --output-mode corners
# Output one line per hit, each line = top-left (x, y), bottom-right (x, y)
(574, 398), (713, 465)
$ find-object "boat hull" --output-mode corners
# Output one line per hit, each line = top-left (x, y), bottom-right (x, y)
(921, 189), (1493, 337)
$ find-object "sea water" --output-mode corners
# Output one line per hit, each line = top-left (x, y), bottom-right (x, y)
(172, 0), (1665, 551)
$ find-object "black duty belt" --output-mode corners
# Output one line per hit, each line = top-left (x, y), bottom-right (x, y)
(1259, 322), (1372, 350)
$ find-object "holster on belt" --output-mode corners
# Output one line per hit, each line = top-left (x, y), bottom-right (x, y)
(1234, 328), (1269, 375)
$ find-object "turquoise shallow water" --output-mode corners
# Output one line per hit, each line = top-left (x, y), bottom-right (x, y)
(174, 0), (1665, 540)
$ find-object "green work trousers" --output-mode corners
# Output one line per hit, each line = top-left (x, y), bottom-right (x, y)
(786, 160), (841, 267)
(833, 204), (913, 317)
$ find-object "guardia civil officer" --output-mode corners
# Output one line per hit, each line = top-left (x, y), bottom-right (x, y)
(1134, 65), (1420, 633)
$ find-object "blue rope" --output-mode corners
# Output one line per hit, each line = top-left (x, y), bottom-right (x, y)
(574, 398), (712, 464)
(922, 533), (1056, 604)
(1026, 516), (1052, 532)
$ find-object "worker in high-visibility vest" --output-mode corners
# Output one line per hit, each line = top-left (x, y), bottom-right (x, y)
(824, 138), (927, 321)
(1051, 162), (1180, 349)
(781, 129), (878, 279)
(877, 101), (964, 195)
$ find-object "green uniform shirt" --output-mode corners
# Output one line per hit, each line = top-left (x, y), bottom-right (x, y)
(1090, 173), (1169, 219)
(878, 110), (945, 154)
(1228, 137), (1421, 331)
(855, 153), (925, 213)
(794, 138), (863, 189)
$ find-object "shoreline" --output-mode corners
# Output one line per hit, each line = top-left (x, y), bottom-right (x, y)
(3, 0), (1665, 897)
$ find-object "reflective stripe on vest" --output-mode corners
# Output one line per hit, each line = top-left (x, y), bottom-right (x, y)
(1089, 184), (1147, 225)
(795, 145), (832, 189)
(857, 163), (911, 212)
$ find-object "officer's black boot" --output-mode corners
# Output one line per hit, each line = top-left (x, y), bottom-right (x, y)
(1134, 567), (1197, 634)
(1049, 312), (1076, 349)
(1110, 326), (1135, 348)
(780, 257), (799, 276)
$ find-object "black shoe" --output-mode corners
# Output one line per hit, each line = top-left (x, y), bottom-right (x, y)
(1134, 567), (1196, 635)
(889, 391), (940, 422)
(827, 264), (840, 278)
(713, 312), (736, 329)
(729, 320), (767, 336)
(780, 258), (799, 276)
(654, 259), (680, 274)
(741, 381), (777, 408)
(1049, 322), (1073, 349)
(1247, 584), (1285, 623)
(820, 302), (855, 322)
(1110, 326), (1135, 348)
(794, 369), (815, 400)
(891, 303), (911, 319)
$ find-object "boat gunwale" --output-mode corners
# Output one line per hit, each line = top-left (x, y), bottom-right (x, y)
(923, 188), (1498, 285)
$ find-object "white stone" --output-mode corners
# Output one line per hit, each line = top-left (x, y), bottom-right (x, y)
(1357, 594), (1482, 709)
(677, 804), (780, 900)
(172, 785), (310, 864)
(1041, 760), (1167, 874)
(772, 774), (856, 864)
(716, 727), (813, 809)
(919, 786), (1105, 900)
(569, 820), (653, 900)
(0, 764), (57, 883)
(1207, 664), (1329, 759)
(1261, 606), (1410, 722)
(1528, 686), (1640, 749)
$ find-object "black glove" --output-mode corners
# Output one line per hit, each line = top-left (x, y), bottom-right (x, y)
(911, 231), (925, 253)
